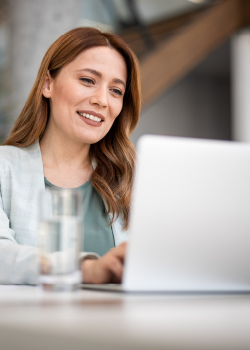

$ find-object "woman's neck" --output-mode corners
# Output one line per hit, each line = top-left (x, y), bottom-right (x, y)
(39, 125), (93, 188)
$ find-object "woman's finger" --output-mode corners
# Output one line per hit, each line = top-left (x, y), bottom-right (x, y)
(82, 242), (127, 284)
(109, 242), (127, 262)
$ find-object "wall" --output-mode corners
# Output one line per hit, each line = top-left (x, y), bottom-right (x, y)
(231, 29), (250, 142)
(8, 0), (80, 124)
(130, 40), (231, 146)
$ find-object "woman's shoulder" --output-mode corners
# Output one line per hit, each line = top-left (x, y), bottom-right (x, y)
(0, 145), (21, 166)
(0, 144), (21, 156)
(0, 141), (40, 168)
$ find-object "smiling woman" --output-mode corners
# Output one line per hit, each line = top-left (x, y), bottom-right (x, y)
(0, 27), (141, 285)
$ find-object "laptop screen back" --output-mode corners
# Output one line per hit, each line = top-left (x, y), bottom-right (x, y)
(123, 135), (250, 292)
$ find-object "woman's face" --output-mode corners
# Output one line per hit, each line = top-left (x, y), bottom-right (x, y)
(43, 46), (127, 145)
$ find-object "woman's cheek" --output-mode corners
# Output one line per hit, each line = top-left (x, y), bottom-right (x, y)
(114, 101), (124, 119)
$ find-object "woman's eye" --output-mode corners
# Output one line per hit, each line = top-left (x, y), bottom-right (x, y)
(80, 78), (94, 84)
(111, 88), (123, 96)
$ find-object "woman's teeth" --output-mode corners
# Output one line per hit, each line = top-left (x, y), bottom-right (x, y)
(78, 112), (102, 122)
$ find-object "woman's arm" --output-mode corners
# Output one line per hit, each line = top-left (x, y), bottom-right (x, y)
(0, 190), (126, 285)
(0, 191), (39, 284)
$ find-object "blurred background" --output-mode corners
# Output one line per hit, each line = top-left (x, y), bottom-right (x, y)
(0, 0), (250, 145)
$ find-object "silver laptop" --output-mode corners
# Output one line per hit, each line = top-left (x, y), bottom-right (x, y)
(83, 135), (250, 292)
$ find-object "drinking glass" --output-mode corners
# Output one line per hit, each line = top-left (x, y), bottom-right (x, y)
(38, 188), (83, 291)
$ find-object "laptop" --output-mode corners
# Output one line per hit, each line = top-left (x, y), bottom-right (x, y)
(83, 135), (250, 292)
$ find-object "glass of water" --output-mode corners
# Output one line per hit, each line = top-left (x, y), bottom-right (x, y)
(38, 188), (83, 291)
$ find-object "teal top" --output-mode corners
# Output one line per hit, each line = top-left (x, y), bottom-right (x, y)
(44, 178), (115, 256)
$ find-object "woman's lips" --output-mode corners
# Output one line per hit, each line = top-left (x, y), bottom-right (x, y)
(77, 111), (102, 127)
(77, 110), (105, 121)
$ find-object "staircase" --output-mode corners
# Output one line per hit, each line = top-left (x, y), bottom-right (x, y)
(120, 0), (250, 107)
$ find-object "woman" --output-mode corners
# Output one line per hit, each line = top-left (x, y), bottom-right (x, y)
(0, 27), (141, 285)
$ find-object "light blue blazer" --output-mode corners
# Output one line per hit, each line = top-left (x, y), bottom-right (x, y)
(0, 141), (127, 284)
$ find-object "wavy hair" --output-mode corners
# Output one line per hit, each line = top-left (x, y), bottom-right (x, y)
(4, 27), (141, 229)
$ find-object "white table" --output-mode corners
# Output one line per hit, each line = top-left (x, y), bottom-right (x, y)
(0, 285), (250, 350)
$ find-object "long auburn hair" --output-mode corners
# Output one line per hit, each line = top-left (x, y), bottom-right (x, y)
(4, 27), (141, 229)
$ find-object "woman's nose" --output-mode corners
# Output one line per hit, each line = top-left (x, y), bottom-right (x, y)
(89, 86), (108, 108)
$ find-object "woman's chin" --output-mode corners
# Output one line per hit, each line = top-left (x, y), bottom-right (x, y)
(73, 133), (103, 146)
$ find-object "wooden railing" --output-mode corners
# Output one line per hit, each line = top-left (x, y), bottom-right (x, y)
(121, 0), (250, 107)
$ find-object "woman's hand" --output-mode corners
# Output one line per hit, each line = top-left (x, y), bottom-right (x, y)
(81, 242), (127, 284)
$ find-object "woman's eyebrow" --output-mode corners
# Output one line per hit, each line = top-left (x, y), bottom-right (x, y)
(79, 68), (101, 77)
(77, 68), (126, 88)
(113, 78), (126, 88)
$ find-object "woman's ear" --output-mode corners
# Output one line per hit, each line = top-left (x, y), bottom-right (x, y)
(42, 70), (53, 98)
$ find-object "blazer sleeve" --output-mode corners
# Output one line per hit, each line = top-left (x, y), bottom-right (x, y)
(0, 190), (39, 285)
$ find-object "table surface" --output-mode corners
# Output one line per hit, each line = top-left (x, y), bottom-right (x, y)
(0, 285), (250, 350)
